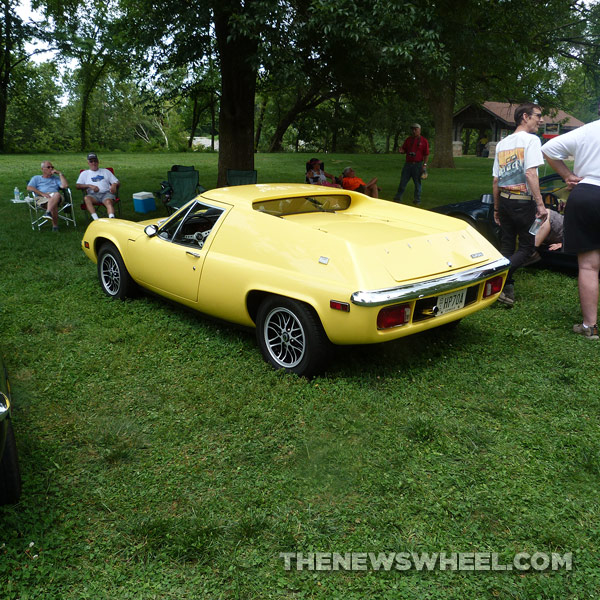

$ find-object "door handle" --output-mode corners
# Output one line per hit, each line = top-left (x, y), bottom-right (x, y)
(186, 251), (201, 258)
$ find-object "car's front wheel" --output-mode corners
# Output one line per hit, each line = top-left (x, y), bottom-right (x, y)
(256, 297), (331, 377)
(97, 243), (135, 299)
(0, 420), (21, 505)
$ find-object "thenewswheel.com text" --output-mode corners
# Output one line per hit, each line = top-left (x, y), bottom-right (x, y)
(279, 551), (573, 572)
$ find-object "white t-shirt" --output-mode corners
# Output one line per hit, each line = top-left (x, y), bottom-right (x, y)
(492, 130), (544, 194)
(76, 168), (119, 194)
(541, 119), (600, 187)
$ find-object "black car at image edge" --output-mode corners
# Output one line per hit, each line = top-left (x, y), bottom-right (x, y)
(432, 173), (576, 271)
(0, 355), (21, 505)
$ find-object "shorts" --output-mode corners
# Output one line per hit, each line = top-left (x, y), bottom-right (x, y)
(87, 191), (116, 204)
(563, 183), (600, 254)
(545, 209), (564, 245)
(35, 193), (59, 206)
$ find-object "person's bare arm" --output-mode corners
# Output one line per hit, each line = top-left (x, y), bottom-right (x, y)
(543, 155), (583, 189)
(526, 167), (548, 222)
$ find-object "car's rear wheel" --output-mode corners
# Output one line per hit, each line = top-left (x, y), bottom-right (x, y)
(256, 297), (331, 377)
(97, 243), (135, 299)
(0, 420), (21, 505)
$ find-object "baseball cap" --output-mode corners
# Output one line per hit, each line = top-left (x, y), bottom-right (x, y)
(411, 123), (421, 129)
(87, 152), (98, 161)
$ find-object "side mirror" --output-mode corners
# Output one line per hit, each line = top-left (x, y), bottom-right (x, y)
(144, 224), (158, 237)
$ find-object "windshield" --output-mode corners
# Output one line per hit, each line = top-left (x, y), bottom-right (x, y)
(253, 194), (351, 217)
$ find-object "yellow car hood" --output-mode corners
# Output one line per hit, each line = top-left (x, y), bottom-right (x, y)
(288, 212), (494, 283)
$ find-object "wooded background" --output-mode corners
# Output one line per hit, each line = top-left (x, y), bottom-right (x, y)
(2, 0), (599, 184)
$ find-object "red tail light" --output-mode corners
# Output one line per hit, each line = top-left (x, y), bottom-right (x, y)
(330, 300), (350, 312)
(483, 276), (504, 298)
(377, 304), (411, 329)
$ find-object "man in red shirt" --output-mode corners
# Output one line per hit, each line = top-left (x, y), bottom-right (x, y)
(393, 123), (429, 205)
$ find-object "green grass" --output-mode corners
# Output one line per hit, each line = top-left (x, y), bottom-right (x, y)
(1, 154), (599, 599)
(3, 151), (497, 215)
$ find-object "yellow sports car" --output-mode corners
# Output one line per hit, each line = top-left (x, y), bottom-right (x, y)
(82, 184), (509, 376)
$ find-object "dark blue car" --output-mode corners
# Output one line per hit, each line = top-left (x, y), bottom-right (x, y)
(432, 173), (576, 270)
(0, 355), (21, 505)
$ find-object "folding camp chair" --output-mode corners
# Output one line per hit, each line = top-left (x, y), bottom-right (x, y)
(24, 188), (77, 231)
(79, 167), (121, 219)
(226, 169), (257, 186)
(157, 165), (206, 215)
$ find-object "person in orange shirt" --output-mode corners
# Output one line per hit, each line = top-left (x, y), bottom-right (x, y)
(341, 167), (379, 198)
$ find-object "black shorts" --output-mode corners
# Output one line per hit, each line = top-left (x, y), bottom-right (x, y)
(564, 183), (600, 254)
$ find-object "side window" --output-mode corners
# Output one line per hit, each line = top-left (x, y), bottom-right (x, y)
(158, 202), (224, 248)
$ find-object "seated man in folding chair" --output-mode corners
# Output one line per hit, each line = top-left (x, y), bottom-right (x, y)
(27, 161), (69, 232)
(76, 152), (119, 220)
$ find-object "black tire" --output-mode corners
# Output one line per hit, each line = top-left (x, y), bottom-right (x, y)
(97, 243), (135, 299)
(0, 420), (21, 505)
(256, 296), (331, 377)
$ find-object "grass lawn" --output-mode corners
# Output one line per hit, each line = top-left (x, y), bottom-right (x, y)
(0, 153), (598, 599)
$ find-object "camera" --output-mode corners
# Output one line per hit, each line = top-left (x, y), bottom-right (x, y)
(408, 152), (416, 157)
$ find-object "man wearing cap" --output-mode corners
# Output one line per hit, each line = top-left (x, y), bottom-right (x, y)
(393, 123), (429, 205)
(76, 152), (120, 220)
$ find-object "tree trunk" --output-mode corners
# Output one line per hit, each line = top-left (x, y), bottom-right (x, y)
(267, 84), (333, 153)
(367, 131), (377, 153)
(0, 0), (14, 152)
(464, 128), (471, 155)
(214, 5), (258, 186)
(210, 96), (216, 151)
(0, 74), (8, 153)
(427, 80), (456, 169)
(254, 96), (267, 152)
(78, 60), (108, 151)
(188, 95), (200, 148)
(80, 90), (90, 151)
(268, 113), (294, 153)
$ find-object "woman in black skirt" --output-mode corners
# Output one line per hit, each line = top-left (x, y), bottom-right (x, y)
(543, 108), (600, 340)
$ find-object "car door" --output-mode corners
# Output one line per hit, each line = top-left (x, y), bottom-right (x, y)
(127, 201), (226, 303)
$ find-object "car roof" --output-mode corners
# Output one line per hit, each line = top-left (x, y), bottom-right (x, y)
(201, 183), (348, 208)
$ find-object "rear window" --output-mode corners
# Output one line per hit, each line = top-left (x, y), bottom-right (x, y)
(253, 194), (351, 217)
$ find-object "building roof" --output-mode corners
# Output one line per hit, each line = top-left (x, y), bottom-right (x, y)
(479, 102), (585, 128)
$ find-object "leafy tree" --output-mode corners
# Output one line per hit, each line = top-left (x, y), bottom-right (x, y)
(0, 0), (46, 151)
(35, 0), (132, 151)
(120, 0), (444, 183)
(258, 0), (442, 155)
(4, 59), (64, 151)
(414, 0), (600, 168)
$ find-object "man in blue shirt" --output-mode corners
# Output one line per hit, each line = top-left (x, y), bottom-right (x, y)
(27, 161), (69, 231)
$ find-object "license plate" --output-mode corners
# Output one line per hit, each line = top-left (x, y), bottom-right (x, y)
(436, 289), (467, 315)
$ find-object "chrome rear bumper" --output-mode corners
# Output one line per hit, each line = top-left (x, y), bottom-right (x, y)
(351, 257), (510, 307)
